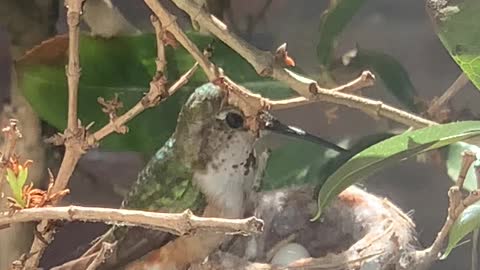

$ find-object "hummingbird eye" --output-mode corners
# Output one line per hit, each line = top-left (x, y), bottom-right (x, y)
(225, 112), (244, 129)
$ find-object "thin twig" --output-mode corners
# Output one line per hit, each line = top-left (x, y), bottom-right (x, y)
(151, 15), (167, 74)
(54, 0), (86, 196)
(23, 1), (86, 268)
(0, 206), (263, 236)
(427, 73), (470, 116)
(88, 62), (198, 144)
(65, 2), (82, 131)
(414, 151), (480, 269)
(268, 71), (376, 110)
(144, 0), (216, 80)
(147, 1), (421, 131)
(85, 242), (115, 270)
(23, 2), (199, 268)
(0, 119), (22, 197)
(457, 151), (476, 189)
(167, 0), (437, 129)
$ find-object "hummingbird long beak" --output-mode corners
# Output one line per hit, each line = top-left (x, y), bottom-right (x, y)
(260, 112), (348, 153)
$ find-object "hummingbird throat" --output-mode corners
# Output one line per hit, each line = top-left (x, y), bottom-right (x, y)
(193, 131), (258, 219)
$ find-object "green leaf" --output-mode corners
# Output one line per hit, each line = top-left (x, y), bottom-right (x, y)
(316, 0), (367, 66)
(442, 201), (480, 259)
(345, 48), (418, 112)
(262, 133), (394, 191)
(6, 168), (24, 206)
(427, 0), (480, 89)
(17, 167), (28, 190)
(6, 168), (17, 192)
(316, 133), (395, 189)
(313, 121), (480, 220)
(443, 142), (480, 191)
(17, 33), (297, 153)
(262, 140), (331, 191)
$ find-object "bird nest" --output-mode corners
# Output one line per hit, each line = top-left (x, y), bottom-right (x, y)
(191, 185), (418, 270)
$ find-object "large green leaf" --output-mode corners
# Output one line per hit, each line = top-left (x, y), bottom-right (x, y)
(443, 142), (480, 191)
(427, 0), (480, 89)
(442, 201), (480, 259)
(313, 121), (480, 220)
(315, 133), (394, 190)
(16, 33), (297, 153)
(316, 0), (367, 67)
(344, 48), (418, 112)
(262, 140), (330, 191)
(262, 133), (393, 191)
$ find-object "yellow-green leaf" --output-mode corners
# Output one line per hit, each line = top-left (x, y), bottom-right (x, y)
(17, 167), (28, 190)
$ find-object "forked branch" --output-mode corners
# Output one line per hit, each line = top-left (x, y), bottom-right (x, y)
(165, 0), (437, 129)
(144, 0), (216, 80)
(427, 73), (470, 117)
(87, 62), (199, 145)
(23, 0), (86, 267)
(23, 1), (200, 268)
(414, 151), (480, 269)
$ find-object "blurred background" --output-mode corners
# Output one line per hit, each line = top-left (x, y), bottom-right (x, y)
(0, 0), (479, 269)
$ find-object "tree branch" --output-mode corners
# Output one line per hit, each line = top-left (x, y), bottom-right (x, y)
(268, 71), (375, 110)
(151, 15), (167, 74)
(0, 206), (263, 235)
(427, 73), (470, 117)
(144, 0), (217, 80)
(85, 242), (115, 270)
(65, 1), (82, 131)
(166, 0), (437, 129)
(23, 1), (86, 267)
(87, 62), (199, 144)
(413, 151), (480, 270)
(53, 0), (86, 194)
(23, 2), (200, 268)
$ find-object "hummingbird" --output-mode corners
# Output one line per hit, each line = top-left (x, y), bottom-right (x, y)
(90, 82), (347, 269)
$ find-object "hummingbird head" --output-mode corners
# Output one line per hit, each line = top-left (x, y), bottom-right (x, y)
(174, 83), (347, 171)
(173, 83), (347, 218)
(174, 83), (257, 170)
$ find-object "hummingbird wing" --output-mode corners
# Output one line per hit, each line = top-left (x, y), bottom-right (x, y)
(101, 137), (207, 269)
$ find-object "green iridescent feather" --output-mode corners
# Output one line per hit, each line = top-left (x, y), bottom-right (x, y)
(98, 84), (224, 268)
(123, 137), (206, 213)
